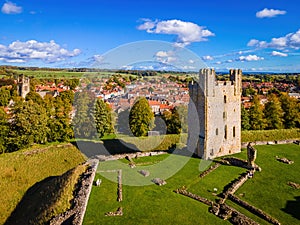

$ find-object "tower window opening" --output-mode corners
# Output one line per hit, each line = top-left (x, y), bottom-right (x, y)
(224, 95), (227, 103)
(224, 125), (227, 139)
(233, 126), (236, 138)
(216, 128), (218, 135)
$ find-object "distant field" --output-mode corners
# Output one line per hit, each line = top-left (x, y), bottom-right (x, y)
(83, 144), (300, 225)
(0, 143), (85, 224)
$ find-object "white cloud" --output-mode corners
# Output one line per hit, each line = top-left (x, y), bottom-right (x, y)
(188, 59), (194, 64)
(256, 8), (286, 18)
(202, 55), (214, 61)
(0, 40), (81, 63)
(271, 51), (288, 57)
(226, 59), (233, 63)
(93, 54), (104, 63)
(247, 29), (300, 50)
(155, 50), (177, 64)
(138, 19), (214, 47)
(239, 55), (264, 61)
(1, 1), (22, 14)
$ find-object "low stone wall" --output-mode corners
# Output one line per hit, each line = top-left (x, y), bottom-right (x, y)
(219, 157), (261, 171)
(117, 170), (122, 202)
(210, 203), (259, 225)
(241, 140), (298, 148)
(174, 188), (213, 206)
(221, 171), (254, 200)
(49, 159), (99, 225)
(96, 151), (167, 161)
(228, 194), (281, 225)
(199, 163), (221, 178)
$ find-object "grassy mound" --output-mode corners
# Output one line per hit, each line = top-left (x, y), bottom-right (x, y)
(0, 143), (85, 225)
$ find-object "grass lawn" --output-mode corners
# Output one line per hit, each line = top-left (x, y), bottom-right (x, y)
(0, 143), (85, 224)
(234, 144), (300, 225)
(83, 144), (300, 225)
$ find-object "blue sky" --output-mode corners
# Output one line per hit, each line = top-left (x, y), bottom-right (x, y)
(0, 0), (300, 72)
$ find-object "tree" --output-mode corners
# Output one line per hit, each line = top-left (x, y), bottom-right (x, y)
(241, 104), (251, 130)
(0, 107), (9, 153)
(25, 91), (43, 104)
(162, 108), (182, 134)
(280, 93), (299, 128)
(47, 95), (73, 142)
(59, 90), (75, 104)
(72, 91), (96, 139)
(129, 97), (154, 137)
(0, 87), (11, 106)
(249, 95), (266, 130)
(94, 99), (114, 138)
(175, 105), (188, 133)
(7, 100), (49, 152)
(264, 94), (284, 129)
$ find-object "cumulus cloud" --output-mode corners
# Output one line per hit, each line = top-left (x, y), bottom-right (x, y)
(1, 1), (22, 14)
(0, 40), (81, 63)
(256, 8), (286, 18)
(155, 50), (177, 64)
(247, 29), (300, 50)
(238, 55), (264, 61)
(138, 19), (214, 47)
(202, 55), (214, 61)
(271, 51), (288, 57)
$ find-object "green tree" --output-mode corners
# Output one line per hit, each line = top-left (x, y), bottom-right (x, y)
(175, 105), (188, 133)
(264, 94), (284, 129)
(7, 100), (49, 152)
(241, 104), (251, 130)
(280, 93), (299, 129)
(94, 99), (114, 138)
(47, 95), (73, 142)
(0, 87), (11, 106)
(0, 107), (9, 153)
(72, 91), (96, 139)
(249, 95), (266, 130)
(59, 90), (75, 105)
(25, 91), (43, 104)
(129, 97), (154, 137)
(162, 108), (182, 134)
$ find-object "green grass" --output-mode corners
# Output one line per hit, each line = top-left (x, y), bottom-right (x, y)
(234, 144), (300, 225)
(84, 144), (300, 225)
(241, 129), (300, 142)
(84, 154), (229, 225)
(0, 143), (85, 224)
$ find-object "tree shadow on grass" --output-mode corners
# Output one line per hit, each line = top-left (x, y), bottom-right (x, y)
(71, 139), (141, 158)
(282, 196), (300, 220)
(4, 175), (63, 225)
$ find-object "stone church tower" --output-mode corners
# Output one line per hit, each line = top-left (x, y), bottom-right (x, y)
(17, 75), (30, 98)
(189, 68), (242, 159)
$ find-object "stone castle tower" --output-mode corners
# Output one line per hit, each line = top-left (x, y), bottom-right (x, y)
(189, 68), (242, 159)
(17, 75), (30, 98)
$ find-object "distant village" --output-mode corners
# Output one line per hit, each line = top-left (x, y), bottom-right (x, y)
(1, 72), (300, 115)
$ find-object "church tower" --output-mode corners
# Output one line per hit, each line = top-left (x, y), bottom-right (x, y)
(17, 75), (30, 99)
(189, 68), (242, 159)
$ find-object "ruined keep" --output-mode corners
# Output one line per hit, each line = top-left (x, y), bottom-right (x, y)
(17, 75), (30, 98)
(189, 68), (242, 159)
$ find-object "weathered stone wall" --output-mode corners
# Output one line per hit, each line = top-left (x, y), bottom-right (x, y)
(49, 159), (99, 225)
(229, 194), (281, 225)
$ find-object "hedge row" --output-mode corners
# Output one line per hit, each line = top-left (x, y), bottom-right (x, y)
(120, 133), (188, 152)
(241, 129), (300, 143)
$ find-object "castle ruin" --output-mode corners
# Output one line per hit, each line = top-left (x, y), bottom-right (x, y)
(17, 75), (30, 99)
(189, 68), (242, 159)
